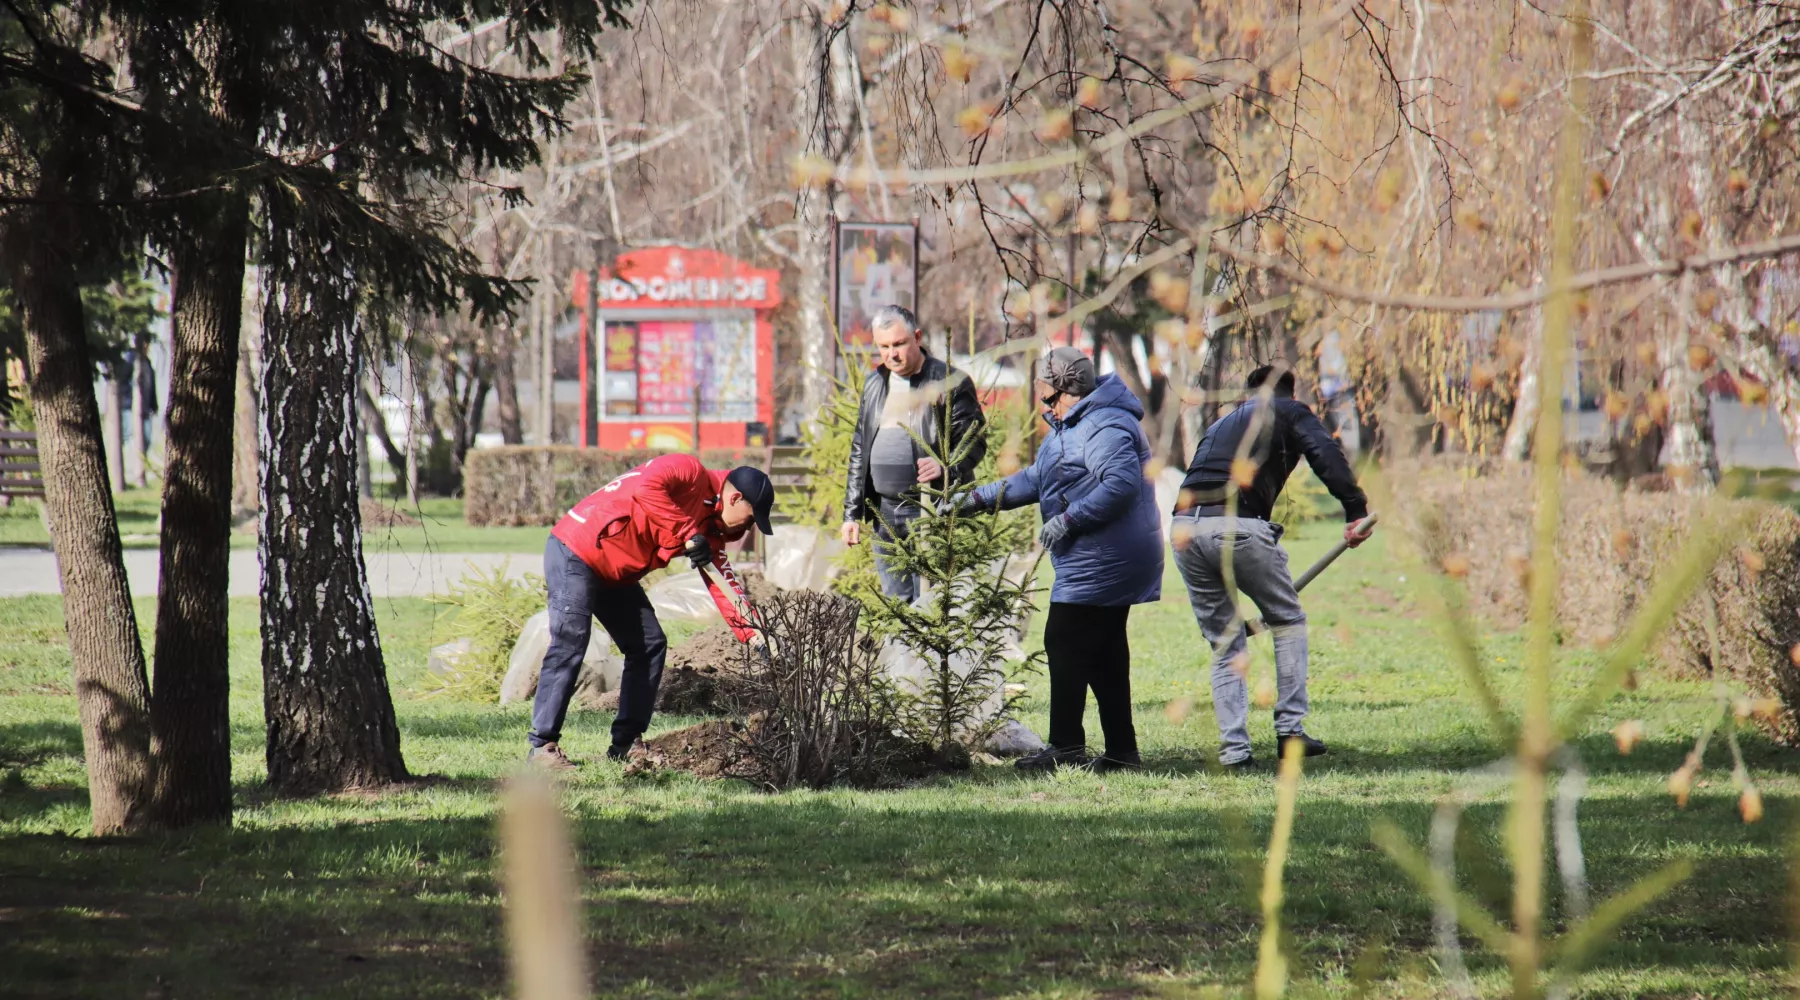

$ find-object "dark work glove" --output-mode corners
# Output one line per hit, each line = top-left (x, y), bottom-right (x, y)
(684, 535), (712, 570)
(1038, 514), (1071, 550)
(935, 494), (978, 517)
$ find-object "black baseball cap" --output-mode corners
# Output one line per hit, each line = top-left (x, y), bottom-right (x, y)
(726, 466), (776, 535)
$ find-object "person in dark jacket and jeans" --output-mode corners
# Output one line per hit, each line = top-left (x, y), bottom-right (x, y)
(965, 347), (1163, 772)
(1171, 365), (1374, 769)
(842, 304), (986, 601)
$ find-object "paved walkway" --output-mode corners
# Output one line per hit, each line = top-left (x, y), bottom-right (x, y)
(0, 549), (537, 598)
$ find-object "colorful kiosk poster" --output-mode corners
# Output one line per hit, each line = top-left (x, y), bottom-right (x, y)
(571, 247), (780, 450)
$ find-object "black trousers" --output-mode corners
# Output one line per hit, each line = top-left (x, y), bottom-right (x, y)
(1043, 602), (1137, 758)
(530, 536), (668, 750)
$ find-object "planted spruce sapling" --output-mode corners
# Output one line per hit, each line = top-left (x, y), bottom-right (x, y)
(864, 380), (1043, 748)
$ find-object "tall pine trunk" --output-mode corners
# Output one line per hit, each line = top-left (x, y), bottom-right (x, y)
(259, 262), (407, 794)
(149, 200), (250, 825)
(3, 205), (155, 836)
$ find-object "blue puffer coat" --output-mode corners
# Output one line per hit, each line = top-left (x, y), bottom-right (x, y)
(972, 374), (1163, 606)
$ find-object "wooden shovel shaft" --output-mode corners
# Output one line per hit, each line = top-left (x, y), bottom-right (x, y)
(1244, 513), (1378, 636)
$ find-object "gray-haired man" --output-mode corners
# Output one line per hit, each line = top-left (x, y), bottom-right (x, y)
(841, 305), (986, 600)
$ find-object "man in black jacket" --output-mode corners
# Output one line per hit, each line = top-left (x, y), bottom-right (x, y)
(841, 305), (986, 600)
(1172, 365), (1374, 768)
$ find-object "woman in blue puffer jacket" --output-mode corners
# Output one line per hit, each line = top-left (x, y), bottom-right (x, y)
(967, 347), (1164, 772)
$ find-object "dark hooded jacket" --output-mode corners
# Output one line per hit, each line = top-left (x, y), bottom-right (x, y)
(971, 374), (1163, 606)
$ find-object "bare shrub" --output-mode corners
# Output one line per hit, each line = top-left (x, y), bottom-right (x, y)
(737, 590), (915, 791)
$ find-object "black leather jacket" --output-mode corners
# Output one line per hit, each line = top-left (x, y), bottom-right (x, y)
(843, 355), (986, 522)
(1175, 392), (1368, 522)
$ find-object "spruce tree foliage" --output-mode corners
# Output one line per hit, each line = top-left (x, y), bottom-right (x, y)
(81, 268), (159, 376)
(863, 382), (1043, 748)
(201, 0), (631, 795)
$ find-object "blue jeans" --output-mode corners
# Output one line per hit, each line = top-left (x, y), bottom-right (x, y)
(872, 496), (923, 602)
(1171, 516), (1309, 764)
(530, 536), (667, 750)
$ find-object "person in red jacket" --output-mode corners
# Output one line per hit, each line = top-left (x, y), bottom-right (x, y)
(529, 453), (775, 770)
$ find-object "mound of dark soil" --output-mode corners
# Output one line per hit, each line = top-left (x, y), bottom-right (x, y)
(668, 623), (756, 673)
(656, 624), (764, 715)
(737, 568), (779, 607)
(626, 720), (752, 779)
(625, 721), (969, 790)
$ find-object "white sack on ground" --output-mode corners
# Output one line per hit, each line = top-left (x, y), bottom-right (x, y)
(645, 572), (718, 622)
(499, 609), (624, 705)
(984, 720), (1047, 756)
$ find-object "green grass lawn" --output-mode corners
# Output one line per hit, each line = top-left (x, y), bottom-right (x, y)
(1, 525), (1793, 998)
(0, 493), (546, 553)
(0, 488), (164, 547)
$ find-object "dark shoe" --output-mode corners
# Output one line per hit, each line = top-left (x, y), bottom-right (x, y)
(1279, 731), (1328, 757)
(1221, 756), (1258, 772)
(606, 739), (640, 762)
(527, 742), (579, 772)
(1014, 746), (1091, 772)
(1090, 752), (1142, 773)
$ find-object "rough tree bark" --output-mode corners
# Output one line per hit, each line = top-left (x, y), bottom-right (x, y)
(149, 198), (250, 825)
(3, 203), (155, 836)
(259, 262), (407, 795)
(1658, 273), (1719, 488)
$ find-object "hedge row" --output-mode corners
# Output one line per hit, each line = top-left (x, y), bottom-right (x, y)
(464, 447), (769, 526)
(1400, 462), (1800, 741)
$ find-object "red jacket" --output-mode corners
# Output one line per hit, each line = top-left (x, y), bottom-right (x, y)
(550, 453), (753, 637)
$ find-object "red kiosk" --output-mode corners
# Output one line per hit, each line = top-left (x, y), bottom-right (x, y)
(571, 247), (780, 451)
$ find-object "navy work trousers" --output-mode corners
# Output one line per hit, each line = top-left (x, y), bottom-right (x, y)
(529, 536), (668, 750)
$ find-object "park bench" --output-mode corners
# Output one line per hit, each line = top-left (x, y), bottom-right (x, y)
(0, 429), (45, 499)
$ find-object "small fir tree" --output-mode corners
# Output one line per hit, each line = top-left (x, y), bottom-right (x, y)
(864, 382), (1042, 747)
